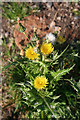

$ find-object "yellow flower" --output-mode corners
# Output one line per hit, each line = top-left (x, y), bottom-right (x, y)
(40, 42), (54, 55)
(57, 35), (66, 44)
(25, 46), (39, 60)
(34, 76), (48, 90)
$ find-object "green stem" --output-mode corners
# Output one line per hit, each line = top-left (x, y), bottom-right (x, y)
(39, 91), (55, 116)
(54, 45), (69, 61)
(42, 55), (46, 62)
(23, 32), (34, 47)
(42, 97), (55, 116)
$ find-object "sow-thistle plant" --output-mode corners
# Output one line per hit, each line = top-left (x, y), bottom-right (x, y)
(3, 30), (78, 119)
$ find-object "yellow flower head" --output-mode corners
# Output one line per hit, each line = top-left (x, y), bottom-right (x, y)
(40, 42), (54, 55)
(34, 76), (48, 90)
(57, 35), (66, 44)
(25, 46), (39, 60)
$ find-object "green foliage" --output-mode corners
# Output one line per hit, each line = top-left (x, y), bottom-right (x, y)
(50, 65), (75, 82)
(3, 41), (80, 119)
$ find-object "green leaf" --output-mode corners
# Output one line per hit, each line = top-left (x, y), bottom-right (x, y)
(53, 45), (69, 61)
(50, 65), (75, 81)
(2, 58), (28, 71)
(2, 61), (17, 71)
(33, 100), (43, 109)
(64, 79), (80, 94)
(77, 81), (80, 89)
(52, 95), (61, 100)
(50, 102), (60, 109)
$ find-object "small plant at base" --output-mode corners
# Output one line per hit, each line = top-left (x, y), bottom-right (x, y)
(3, 36), (79, 119)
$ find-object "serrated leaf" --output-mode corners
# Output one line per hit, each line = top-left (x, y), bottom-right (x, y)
(33, 99), (43, 109)
(50, 102), (59, 109)
(52, 95), (61, 100)
(50, 65), (75, 81)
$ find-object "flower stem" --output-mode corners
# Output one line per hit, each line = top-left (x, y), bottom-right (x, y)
(39, 91), (55, 116)
(23, 32), (34, 47)
(42, 96), (55, 116)
(42, 55), (46, 63)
